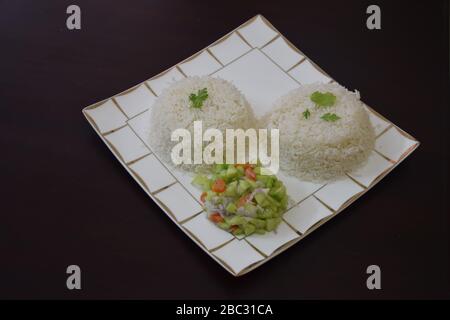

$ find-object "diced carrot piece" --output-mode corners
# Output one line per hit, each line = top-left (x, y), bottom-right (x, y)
(200, 192), (207, 203)
(230, 225), (239, 232)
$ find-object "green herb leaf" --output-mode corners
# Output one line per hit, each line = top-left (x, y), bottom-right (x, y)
(321, 113), (341, 122)
(189, 88), (209, 109)
(302, 109), (311, 119)
(310, 91), (336, 107)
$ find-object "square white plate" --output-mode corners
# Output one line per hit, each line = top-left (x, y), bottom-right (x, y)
(83, 15), (419, 276)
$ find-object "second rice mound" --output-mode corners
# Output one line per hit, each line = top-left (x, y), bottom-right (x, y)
(264, 82), (375, 182)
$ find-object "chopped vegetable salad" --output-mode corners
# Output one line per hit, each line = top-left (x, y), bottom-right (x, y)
(192, 164), (288, 236)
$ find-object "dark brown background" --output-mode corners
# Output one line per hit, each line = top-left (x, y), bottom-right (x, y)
(1, 0), (448, 299)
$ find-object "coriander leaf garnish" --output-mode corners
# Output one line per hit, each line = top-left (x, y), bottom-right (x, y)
(321, 113), (340, 122)
(189, 88), (208, 109)
(303, 108), (311, 119)
(310, 91), (336, 107)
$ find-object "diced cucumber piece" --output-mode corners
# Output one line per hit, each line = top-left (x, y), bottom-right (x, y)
(255, 180), (265, 188)
(217, 222), (230, 230)
(255, 228), (266, 235)
(249, 218), (265, 229)
(268, 207), (280, 218)
(245, 178), (257, 189)
(256, 174), (268, 182)
(257, 209), (273, 219)
(266, 195), (280, 207)
(244, 203), (257, 216)
(258, 174), (275, 188)
(244, 223), (256, 236)
(226, 215), (247, 226)
(223, 181), (237, 197)
(226, 166), (238, 178)
(254, 193), (266, 205)
(270, 185), (286, 201)
(205, 190), (217, 201)
(259, 197), (272, 208)
(191, 175), (211, 191)
(226, 202), (237, 214)
(266, 217), (281, 232)
(237, 180), (250, 195)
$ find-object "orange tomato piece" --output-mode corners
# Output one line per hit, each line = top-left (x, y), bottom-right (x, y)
(200, 192), (207, 203)
(209, 212), (224, 223)
(245, 167), (256, 181)
(237, 193), (250, 208)
(211, 178), (226, 193)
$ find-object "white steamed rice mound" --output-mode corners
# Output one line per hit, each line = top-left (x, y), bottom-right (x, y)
(148, 76), (256, 171)
(264, 82), (375, 182)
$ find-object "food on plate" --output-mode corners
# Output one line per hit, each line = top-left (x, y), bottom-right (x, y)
(192, 163), (288, 235)
(148, 76), (256, 171)
(263, 82), (375, 182)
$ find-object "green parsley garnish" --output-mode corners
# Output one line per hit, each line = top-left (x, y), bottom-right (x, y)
(303, 108), (311, 119)
(310, 91), (336, 107)
(321, 113), (341, 122)
(189, 88), (208, 109)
